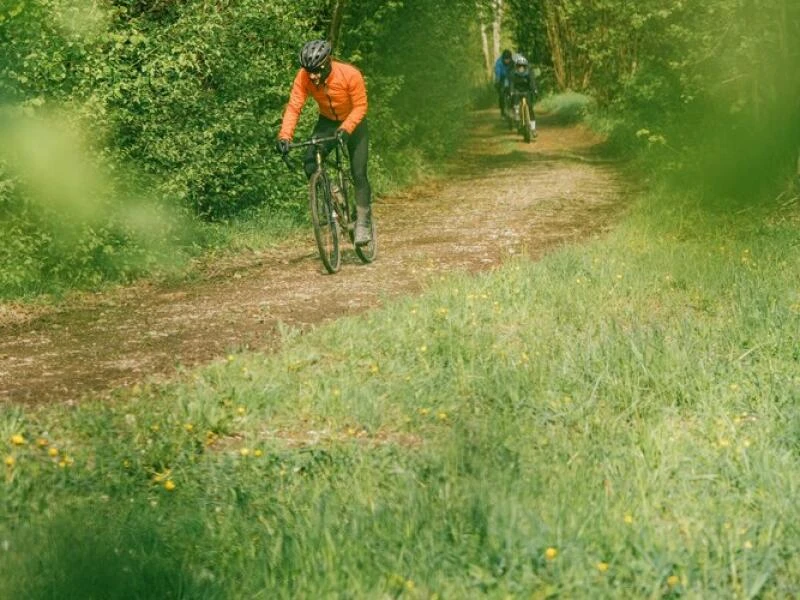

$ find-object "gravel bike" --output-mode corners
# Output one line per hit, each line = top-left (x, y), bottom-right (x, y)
(282, 135), (377, 274)
(507, 91), (535, 143)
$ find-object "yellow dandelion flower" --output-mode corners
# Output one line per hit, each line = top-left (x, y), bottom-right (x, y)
(418, 345), (427, 353)
(596, 562), (609, 572)
(36, 438), (48, 447)
(369, 364), (380, 374)
(4, 456), (15, 468)
(164, 480), (176, 491)
(48, 447), (59, 457)
(58, 460), (68, 468)
(254, 449), (263, 457)
(743, 541), (753, 550)
(237, 406), (246, 415)
(184, 423), (194, 432)
(10, 434), (25, 446)
(667, 575), (679, 587)
(437, 411), (448, 421)
(545, 547), (558, 560)
(624, 514), (634, 524)
(240, 448), (251, 457)
(418, 407), (430, 416)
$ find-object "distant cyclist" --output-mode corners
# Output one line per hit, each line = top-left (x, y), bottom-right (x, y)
(276, 39), (373, 246)
(509, 53), (539, 135)
(493, 49), (514, 118)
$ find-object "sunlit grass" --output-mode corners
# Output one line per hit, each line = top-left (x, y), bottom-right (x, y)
(2, 189), (800, 597)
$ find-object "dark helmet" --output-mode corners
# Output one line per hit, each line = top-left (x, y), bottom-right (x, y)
(501, 49), (512, 61)
(299, 40), (332, 71)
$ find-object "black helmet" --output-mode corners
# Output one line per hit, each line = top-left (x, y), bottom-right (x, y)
(299, 40), (332, 71)
(501, 49), (512, 61)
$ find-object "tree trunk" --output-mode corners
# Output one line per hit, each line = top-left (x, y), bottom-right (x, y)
(329, 0), (347, 51)
(480, 22), (492, 80)
(492, 0), (503, 60)
(543, 2), (566, 90)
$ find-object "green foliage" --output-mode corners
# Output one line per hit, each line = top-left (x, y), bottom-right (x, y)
(0, 0), (485, 298)
(506, 0), (800, 197)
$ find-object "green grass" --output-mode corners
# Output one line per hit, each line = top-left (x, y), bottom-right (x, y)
(2, 188), (800, 598)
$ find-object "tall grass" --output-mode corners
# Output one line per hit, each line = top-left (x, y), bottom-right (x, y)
(2, 188), (800, 598)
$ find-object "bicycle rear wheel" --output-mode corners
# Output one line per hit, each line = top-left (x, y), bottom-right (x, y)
(521, 98), (531, 143)
(309, 171), (341, 273)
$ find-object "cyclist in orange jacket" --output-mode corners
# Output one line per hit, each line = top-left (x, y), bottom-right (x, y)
(276, 40), (373, 246)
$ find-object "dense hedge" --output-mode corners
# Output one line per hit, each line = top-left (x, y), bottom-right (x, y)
(0, 0), (483, 296)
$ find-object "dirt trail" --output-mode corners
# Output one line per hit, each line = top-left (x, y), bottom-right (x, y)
(0, 109), (627, 406)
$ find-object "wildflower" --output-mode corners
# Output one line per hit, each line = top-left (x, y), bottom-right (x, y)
(164, 480), (176, 491)
(369, 364), (379, 374)
(545, 547), (558, 560)
(4, 456), (14, 468)
(418, 345), (427, 353)
(743, 541), (753, 550)
(36, 438), (48, 447)
(596, 562), (609, 572)
(418, 408), (430, 416)
(240, 448), (250, 457)
(48, 447), (59, 457)
(10, 434), (25, 446)
(666, 575), (679, 587)
(237, 406), (246, 415)
(437, 411), (448, 421)
(624, 514), (634, 524)
(184, 423), (194, 432)
(254, 449), (263, 457)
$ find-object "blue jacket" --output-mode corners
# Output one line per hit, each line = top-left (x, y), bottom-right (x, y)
(494, 57), (513, 85)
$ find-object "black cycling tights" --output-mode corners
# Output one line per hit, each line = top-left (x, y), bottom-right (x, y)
(304, 116), (372, 209)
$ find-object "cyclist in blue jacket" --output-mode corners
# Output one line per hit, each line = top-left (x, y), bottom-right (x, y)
(493, 49), (513, 118)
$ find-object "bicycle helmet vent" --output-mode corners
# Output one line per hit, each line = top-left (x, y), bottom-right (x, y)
(300, 40), (332, 71)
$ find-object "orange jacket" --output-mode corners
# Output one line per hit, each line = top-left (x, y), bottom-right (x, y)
(278, 60), (368, 141)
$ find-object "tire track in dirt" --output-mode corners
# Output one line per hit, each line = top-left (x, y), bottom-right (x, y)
(0, 110), (628, 405)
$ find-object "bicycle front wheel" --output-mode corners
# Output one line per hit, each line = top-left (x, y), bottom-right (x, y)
(521, 98), (531, 143)
(309, 171), (341, 274)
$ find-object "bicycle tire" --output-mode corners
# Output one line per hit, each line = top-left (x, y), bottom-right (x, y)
(309, 171), (341, 273)
(521, 97), (531, 143)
